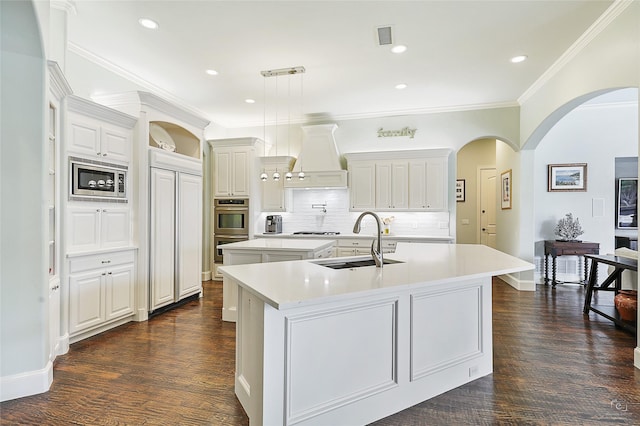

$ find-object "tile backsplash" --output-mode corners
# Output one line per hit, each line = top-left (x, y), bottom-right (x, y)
(256, 189), (450, 236)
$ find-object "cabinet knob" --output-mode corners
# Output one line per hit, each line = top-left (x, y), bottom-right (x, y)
(102, 209), (107, 212)
(97, 152), (101, 156)
(96, 209), (100, 212)
(102, 272), (106, 276)
(108, 272), (112, 275)
(102, 153), (107, 157)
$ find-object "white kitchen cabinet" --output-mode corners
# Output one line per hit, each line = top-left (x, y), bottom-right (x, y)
(409, 157), (447, 210)
(149, 166), (202, 311)
(346, 149), (450, 212)
(336, 238), (396, 256)
(260, 156), (295, 212)
(67, 205), (131, 252)
(348, 162), (376, 210)
(68, 249), (136, 340)
(66, 96), (135, 164)
(376, 162), (408, 210)
(214, 147), (250, 197)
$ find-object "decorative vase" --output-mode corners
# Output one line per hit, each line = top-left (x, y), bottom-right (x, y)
(614, 290), (637, 322)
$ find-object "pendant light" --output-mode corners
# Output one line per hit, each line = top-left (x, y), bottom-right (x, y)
(259, 75), (268, 182)
(272, 73), (280, 181)
(259, 66), (306, 181)
(285, 75), (293, 181)
(297, 70), (305, 181)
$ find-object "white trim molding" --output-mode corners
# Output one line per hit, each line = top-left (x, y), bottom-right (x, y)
(499, 273), (536, 292)
(0, 362), (53, 402)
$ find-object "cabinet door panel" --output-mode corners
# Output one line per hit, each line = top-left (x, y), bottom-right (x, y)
(69, 270), (105, 334)
(69, 119), (100, 156)
(349, 163), (375, 210)
(68, 207), (101, 251)
(100, 208), (130, 248)
(105, 263), (135, 320)
(425, 158), (446, 210)
(177, 173), (202, 299)
(375, 163), (392, 209)
(231, 150), (249, 196)
(391, 162), (409, 209)
(150, 168), (176, 310)
(214, 150), (231, 196)
(100, 127), (129, 162)
(409, 161), (427, 209)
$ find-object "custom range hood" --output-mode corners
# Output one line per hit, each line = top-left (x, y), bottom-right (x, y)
(284, 123), (348, 189)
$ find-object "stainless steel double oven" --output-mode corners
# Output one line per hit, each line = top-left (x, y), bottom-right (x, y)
(213, 198), (249, 263)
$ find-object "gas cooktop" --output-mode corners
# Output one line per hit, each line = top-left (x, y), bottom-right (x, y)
(292, 231), (341, 235)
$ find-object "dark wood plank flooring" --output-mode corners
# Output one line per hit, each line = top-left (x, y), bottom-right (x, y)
(1, 279), (639, 425)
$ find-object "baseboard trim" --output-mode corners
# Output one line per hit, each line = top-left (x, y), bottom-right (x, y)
(499, 273), (536, 291)
(0, 361), (53, 402)
(201, 270), (212, 281)
(635, 347), (640, 370)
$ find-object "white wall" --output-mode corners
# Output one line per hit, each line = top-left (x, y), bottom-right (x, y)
(1, 0), (50, 400)
(533, 95), (638, 282)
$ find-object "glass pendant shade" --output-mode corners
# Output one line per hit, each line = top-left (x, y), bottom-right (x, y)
(273, 171), (281, 181)
(298, 171), (305, 180)
(285, 171), (293, 181)
(260, 171), (268, 181)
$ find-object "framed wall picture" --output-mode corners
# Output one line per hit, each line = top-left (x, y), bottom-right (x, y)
(501, 169), (512, 210)
(547, 163), (587, 192)
(617, 178), (638, 229)
(456, 179), (465, 202)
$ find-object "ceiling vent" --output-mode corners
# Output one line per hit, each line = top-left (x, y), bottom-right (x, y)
(376, 26), (393, 46)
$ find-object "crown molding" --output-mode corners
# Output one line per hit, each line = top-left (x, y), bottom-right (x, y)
(518, 0), (634, 105)
(47, 60), (73, 100)
(68, 42), (211, 128)
(65, 95), (137, 128)
(51, 0), (76, 15)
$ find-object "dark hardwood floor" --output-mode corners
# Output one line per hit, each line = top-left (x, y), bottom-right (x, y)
(1, 279), (639, 425)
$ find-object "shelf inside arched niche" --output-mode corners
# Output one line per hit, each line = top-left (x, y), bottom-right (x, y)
(148, 120), (200, 159)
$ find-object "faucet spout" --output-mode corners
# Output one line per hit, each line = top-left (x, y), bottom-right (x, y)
(352, 211), (384, 267)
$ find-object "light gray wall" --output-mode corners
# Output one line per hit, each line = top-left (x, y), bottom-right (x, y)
(1, 0), (48, 382)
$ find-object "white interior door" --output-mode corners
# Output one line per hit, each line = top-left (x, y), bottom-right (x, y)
(479, 168), (497, 248)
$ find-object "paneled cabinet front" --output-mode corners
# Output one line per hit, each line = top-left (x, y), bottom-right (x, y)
(67, 205), (131, 252)
(346, 150), (449, 212)
(67, 112), (131, 163)
(68, 250), (135, 337)
(214, 148), (249, 197)
(149, 168), (202, 311)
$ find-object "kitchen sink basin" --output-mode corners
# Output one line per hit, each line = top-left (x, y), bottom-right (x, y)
(315, 258), (404, 269)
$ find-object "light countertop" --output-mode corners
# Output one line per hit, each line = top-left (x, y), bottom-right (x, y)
(218, 238), (335, 251)
(219, 243), (534, 310)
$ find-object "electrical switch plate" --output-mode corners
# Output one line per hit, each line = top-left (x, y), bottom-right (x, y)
(461, 219), (470, 225)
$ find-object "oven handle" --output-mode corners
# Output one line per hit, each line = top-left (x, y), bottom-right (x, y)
(216, 235), (249, 240)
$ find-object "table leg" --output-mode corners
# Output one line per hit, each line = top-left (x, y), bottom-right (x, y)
(552, 255), (557, 287)
(583, 260), (599, 314)
(544, 254), (549, 285)
(583, 256), (588, 286)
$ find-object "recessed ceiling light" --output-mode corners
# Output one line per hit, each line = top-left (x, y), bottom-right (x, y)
(510, 55), (528, 63)
(206, 69), (218, 76)
(391, 45), (407, 54)
(138, 18), (159, 30)
(245, 99), (256, 104)
(395, 83), (407, 90)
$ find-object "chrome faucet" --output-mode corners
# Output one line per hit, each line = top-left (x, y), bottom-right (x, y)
(352, 211), (383, 267)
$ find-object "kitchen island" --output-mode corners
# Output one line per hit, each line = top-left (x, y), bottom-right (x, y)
(220, 238), (335, 322)
(220, 243), (533, 426)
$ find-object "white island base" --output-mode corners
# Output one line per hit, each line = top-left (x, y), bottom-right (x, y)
(221, 244), (533, 425)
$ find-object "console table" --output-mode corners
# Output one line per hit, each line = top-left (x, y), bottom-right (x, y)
(582, 254), (638, 333)
(544, 240), (600, 286)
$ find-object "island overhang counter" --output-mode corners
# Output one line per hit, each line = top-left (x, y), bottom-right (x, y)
(219, 243), (534, 426)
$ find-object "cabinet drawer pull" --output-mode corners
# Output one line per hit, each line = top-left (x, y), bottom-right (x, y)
(101, 260), (111, 264)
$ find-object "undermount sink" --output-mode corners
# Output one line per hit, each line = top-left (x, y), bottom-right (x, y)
(315, 258), (404, 269)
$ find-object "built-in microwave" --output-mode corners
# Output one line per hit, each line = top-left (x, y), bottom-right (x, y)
(70, 157), (128, 202)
